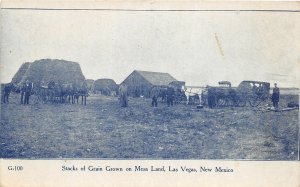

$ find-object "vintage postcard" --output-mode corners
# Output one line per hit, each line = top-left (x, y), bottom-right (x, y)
(0, 1), (299, 186)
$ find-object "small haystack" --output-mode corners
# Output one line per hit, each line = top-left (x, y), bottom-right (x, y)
(93, 79), (117, 95)
(11, 59), (87, 90)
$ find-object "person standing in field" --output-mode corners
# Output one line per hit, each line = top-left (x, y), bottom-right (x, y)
(151, 94), (158, 107)
(271, 83), (280, 108)
(150, 87), (158, 107)
(24, 80), (33, 105)
(20, 82), (27, 104)
(166, 86), (175, 107)
(118, 84), (128, 107)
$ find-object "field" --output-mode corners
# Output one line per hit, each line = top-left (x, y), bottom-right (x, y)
(0, 93), (299, 160)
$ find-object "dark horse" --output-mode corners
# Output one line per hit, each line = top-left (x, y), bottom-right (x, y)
(61, 83), (88, 105)
(1, 83), (14, 103)
(43, 81), (88, 105)
(74, 89), (88, 105)
(150, 86), (167, 103)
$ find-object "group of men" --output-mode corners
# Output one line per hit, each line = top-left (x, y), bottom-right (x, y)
(20, 80), (33, 105)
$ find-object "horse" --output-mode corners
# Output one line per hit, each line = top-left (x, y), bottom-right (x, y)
(150, 86), (167, 103)
(159, 88), (167, 103)
(48, 83), (62, 103)
(181, 86), (205, 105)
(73, 88), (89, 105)
(1, 83), (14, 103)
(54, 82), (88, 105)
(59, 83), (75, 104)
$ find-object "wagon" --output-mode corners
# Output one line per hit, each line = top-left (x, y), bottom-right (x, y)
(205, 80), (270, 108)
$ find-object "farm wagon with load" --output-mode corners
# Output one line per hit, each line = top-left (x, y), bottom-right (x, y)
(203, 81), (270, 108)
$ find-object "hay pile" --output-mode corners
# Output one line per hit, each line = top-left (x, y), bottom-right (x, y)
(12, 59), (87, 90)
(93, 79), (117, 95)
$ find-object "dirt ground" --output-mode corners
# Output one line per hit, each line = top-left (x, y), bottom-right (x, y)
(0, 93), (299, 160)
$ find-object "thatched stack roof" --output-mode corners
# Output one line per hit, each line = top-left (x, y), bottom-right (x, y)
(11, 59), (87, 90)
(11, 62), (32, 84)
(94, 79), (117, 90)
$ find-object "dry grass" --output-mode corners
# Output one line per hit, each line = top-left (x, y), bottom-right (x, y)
(0, 93), (298, 160)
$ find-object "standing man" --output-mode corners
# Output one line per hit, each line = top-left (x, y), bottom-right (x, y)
(207, 87), (216, 108)
(20, 82), (26, 104)
(271, 83), (280, 109)
(118, 84), (128, 107)
(166, 86), (175, 107)
(151, 87), (158, 107)
(23, 80), (33, 105)
(151, 94), (158, 107)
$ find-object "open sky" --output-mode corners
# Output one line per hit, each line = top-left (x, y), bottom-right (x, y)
(1, 9), (299, 87)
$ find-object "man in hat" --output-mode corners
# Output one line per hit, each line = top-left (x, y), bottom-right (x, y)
(118, 84), (128, 107)
(151, 93), (158, 107)
(271, 83), (280, 108)
(20, 81), (26, 104)
(23, 80), (33, 105)
(166, 86), (175, 107)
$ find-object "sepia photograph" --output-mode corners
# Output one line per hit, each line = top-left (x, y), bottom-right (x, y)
(1, 1), (299, 162)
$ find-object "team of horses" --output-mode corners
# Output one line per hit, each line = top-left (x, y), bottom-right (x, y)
(36, 81), (89, 105)
(1, 81), (89, 105)
(150, 85), (205, 105)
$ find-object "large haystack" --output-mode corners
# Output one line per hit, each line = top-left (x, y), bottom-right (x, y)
(93, 79), (117, 95)
(12, 59), (87, 90)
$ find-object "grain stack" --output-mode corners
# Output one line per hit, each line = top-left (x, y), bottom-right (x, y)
(11, 59), (87, 90)
(93, 79), (118, 95)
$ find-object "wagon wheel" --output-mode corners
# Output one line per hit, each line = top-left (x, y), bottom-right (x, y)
(216, 96), (226, 107)
(225, 97), (233, 107)
(248, 95), (261, 107)
(235, 96), (246, 107)
(258, 96), (270, 107)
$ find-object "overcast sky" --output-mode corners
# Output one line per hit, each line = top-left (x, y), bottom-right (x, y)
(1, 9), (299, 87)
